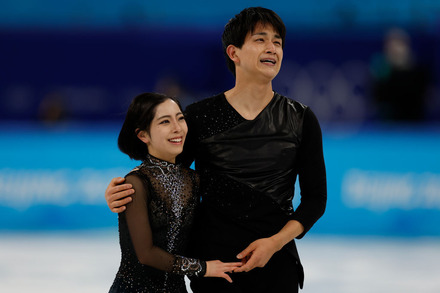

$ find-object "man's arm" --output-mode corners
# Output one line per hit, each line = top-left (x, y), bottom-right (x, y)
(233, 220), (304, 272)
(105, 177), (134, 213)
(235, 107), (327, 272)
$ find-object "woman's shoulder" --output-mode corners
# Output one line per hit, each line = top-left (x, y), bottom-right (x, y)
(180, 164), (198, 176)
(179, 165), (200, 185)
(125, 165), (152, 183)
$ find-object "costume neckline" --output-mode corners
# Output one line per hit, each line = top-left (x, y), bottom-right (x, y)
(221, 91), (277, 121)
(143, 154), (179, 168)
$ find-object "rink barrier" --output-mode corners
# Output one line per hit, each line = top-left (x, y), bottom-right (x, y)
(1, 124), (440, 236)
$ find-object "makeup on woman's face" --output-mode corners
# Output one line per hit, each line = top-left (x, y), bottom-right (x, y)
(138, 99), (188, 163)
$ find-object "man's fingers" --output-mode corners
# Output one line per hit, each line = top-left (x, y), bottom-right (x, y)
(237, 245), (254, 259)
(224, 263), (242, 272)
(111, 206), (126, 213)
(106, 177), (126, 193)
(234, 263), (251, 272)
(109, 196), (132, 208)
(234, 257), (257, 272)
(108, 186), (134, 202)
(111, 184), (133, 194)
(226, 262), (242, 267)
(111, 177), (126, 184)
(236, 251), (245, 259)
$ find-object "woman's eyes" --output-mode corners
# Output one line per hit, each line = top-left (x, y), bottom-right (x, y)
(159, 116), (184, 124)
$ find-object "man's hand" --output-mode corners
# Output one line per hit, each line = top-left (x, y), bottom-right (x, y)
(105, 177), (134, 213)
(233, 220), (304, 273)
(233, 237), (280, 273)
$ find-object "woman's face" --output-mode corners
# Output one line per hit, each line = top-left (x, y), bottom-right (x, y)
(138, 99), (187, 163)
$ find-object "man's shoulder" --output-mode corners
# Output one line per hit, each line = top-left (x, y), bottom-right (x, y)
(275, 93), (321, 128)
(184, 93), (225, 119)
(274, 92), (308, 113)
(185, 93), (223, 111)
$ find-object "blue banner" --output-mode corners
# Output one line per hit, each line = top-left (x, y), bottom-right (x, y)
(1, 123), (440, 236)
(316, 126), (440, 236)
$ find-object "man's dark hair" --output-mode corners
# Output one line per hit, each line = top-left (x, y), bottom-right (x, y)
(118, 92), (182, 161)
(222, 7), (286, 76)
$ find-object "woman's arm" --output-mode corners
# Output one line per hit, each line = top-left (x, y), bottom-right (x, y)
(124, 174), (240, 281)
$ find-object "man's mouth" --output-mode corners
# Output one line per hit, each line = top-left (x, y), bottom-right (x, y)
(261, 58), (276, 64)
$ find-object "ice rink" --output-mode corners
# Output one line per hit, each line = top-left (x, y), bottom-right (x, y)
(1, 230), (439, 293)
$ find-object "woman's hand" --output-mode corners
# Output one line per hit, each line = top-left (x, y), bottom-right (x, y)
(205, 260), (242, 283)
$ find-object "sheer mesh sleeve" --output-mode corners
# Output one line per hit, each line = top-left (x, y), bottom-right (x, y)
(124, 174), (206, 277)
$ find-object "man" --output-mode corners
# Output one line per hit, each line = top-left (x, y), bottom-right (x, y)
(106, 7), (326, 292)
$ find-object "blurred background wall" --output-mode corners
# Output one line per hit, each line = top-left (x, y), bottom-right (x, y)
(1, 0), (440, 236)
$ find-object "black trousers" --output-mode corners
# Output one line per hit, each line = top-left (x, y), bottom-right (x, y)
(190, 249), (299, 293)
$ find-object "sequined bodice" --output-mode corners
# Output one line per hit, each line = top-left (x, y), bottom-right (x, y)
(110, 155), (202, 293)
(140, 156), (195, 251)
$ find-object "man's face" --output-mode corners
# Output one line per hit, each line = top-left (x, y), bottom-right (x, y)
(234, 22), (283, 82)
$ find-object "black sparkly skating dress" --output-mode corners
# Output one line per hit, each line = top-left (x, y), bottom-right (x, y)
(109, 155), (205, 293)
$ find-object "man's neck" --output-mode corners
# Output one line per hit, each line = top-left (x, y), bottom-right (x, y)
(224, 81), (274, 120)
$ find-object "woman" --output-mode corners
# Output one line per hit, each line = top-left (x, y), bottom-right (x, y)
(109, 93), (241, 292)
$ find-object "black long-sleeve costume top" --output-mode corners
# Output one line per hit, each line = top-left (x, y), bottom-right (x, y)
(179, 92), (327, 287)
(110, 155), (206, 293)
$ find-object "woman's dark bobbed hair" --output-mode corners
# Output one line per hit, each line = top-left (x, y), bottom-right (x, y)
(118, 92), (182, 161)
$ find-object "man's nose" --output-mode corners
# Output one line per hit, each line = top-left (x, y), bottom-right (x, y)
(266, 42), (276, 53)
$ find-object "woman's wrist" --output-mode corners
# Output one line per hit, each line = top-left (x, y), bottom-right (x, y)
(195, 260), (207, 277)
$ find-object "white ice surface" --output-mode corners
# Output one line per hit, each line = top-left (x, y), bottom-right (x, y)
(1, 231), (439, 292)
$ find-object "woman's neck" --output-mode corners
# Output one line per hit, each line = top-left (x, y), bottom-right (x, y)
(147, 153), (176, 164)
